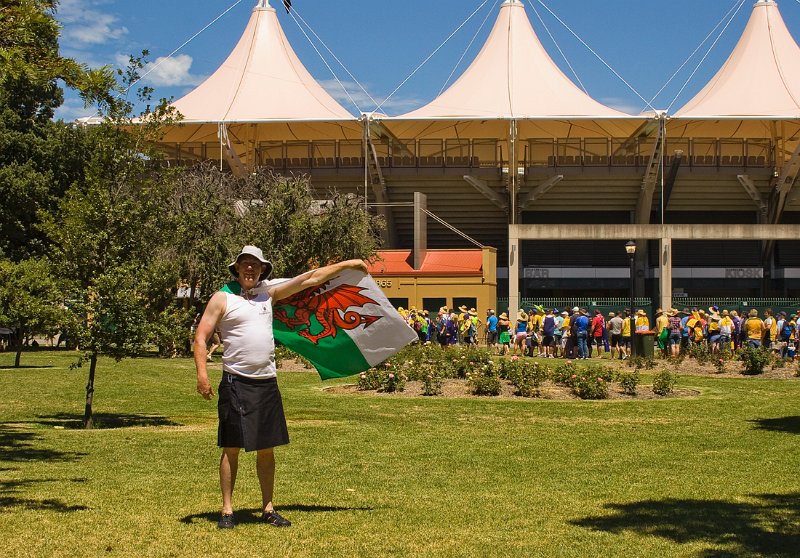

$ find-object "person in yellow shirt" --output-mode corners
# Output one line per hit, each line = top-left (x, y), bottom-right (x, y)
(655, 308), (669, 355)
(621, 309), (632, 359)
(762, 308), (778, 349)
(635, 310), (650, 333)
(744, 308), (765, 348)
(718, 309), (734, 353)
(560, 311), (571, 358)
(528, 309), (544, 356)
(707, 306), (721, 353)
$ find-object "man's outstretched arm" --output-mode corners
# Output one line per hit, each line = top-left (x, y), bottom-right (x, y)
(268, 259), (368, 302)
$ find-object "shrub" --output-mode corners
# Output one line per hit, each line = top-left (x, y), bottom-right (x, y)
(617, 370), (640, 395)
(551, 360), (577, 385)
(467, 367), (501, 396)
(629, 355), (656, 370)
(421, 372), (443, 396)
(688, 343), (712, 365)
(453, 346), (494, 379)
(380, 371), (406, 393)
(713, 357), (726, 374)
(505, 358), (548, 398)
(739, 346), (770, 375)
(383, 344), (453, 380)
(652, 370), (676, 396)
(357, 368), (382, 390)
(771, 356), (786, 370)
(595, 365), (615, 383)
(570, 372), (609, 400)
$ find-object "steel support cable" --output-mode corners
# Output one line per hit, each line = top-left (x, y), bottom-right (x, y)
(126, 0), (244, 95)
(646, 0), (744, 111)
(529, 2), (587, 94)
(532, 0), (655, 113)
(286, 8), (362, 113)
(438, 0), (499, 96)
(375, 0), (494, 114)
(666, 0), (748, 113)
(288, 7), (379, 112)
(422, 209), (485, 248)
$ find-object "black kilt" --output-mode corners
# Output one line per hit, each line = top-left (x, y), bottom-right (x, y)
(218, 372), (289, 451)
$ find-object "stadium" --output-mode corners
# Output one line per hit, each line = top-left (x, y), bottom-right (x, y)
(155, 0), (800, 314)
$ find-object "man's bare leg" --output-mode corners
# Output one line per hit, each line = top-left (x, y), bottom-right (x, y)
(256, 448), (276, 512)
(220, 447), (240, 515)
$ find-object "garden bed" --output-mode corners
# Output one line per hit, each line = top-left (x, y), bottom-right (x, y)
(325, 379), (700, 400)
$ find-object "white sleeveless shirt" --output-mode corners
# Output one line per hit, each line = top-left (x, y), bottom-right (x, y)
(219, 289), (277, 379)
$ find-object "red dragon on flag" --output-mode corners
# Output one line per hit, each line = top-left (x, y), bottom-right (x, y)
(274, 281), (383, 344)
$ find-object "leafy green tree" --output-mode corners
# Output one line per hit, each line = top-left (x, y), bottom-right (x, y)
(0, 258), (65, 367)
(0, 0), (117, 260)
(167, 164), (384, 301)
(240, 173), (384, 278)
(38, 48), (181, 427)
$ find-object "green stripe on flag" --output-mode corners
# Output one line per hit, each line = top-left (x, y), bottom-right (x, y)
(273, 315), (370, 380)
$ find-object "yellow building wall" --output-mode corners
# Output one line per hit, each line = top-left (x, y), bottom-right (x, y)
(373, 247), (497, 313)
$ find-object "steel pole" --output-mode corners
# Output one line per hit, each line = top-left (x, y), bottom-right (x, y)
(629, 253), (636, 358)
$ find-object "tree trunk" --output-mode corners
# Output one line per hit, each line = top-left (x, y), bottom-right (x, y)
(83, 352), (98, 429)
(13, 325), (25, 368)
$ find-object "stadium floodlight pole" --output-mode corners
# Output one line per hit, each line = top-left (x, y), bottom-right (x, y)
(626, 240), (637, 358)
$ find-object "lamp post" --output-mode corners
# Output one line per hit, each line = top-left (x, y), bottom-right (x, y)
(626, 240), (637, 358)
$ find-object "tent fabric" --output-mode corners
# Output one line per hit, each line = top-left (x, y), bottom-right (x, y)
(675, 0), (800, 119)
(394, 0), (631, 121)
(169, 0), (354, 124)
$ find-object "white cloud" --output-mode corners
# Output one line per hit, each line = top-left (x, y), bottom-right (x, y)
(53, 96), (99, 123)
(58, 0), (128, 47)
(319, 79), (424, 115)
(111, 53), (204, 88)
(140, 55), (206, 87)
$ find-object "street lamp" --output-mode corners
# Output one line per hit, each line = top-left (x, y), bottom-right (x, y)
(625, 240), (637, 358)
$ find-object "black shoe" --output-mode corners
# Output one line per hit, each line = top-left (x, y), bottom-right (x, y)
(261, 510), (291, 527)
(218, 513), (235, 529)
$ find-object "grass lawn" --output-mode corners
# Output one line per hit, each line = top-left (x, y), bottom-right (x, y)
(2, 350), (800, 557)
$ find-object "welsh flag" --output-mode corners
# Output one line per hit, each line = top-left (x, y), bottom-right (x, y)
(223, 270), (417, 380)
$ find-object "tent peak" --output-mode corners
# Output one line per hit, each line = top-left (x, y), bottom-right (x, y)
(255, 0), (276, 11)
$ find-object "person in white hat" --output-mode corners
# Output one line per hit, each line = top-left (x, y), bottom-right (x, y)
(194, 245), (367, 529)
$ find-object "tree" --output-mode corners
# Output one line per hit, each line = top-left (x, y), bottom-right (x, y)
(37, 46), (182, 427)
(0, 0), (117, 260)
(0, 258), (65, 367)
(167, 164), (384, 301)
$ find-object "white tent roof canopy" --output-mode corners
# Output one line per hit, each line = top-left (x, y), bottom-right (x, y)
(392, 0), (631, 121)
(168, 0), (355, 124)
(674, 0), (800, 120)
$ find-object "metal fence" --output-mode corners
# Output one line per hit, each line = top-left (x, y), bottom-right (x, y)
(495, 298), (800, 318)
(497, 298), (653, 317)
(671, 298), (800, 318)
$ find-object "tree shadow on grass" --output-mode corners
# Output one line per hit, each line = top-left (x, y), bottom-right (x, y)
(180, 504), (374, 525)
(0, 365), (55, 370)
(0, 478), (90, 513)
(0, 426), (87, 463)
(0, 497), (89, 512)
(33, 412), (182, 429)
(749, 416), (800, 434)
(571, 493), (800, 557)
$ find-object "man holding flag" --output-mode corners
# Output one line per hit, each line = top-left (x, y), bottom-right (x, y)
(194, 245), (413, 529)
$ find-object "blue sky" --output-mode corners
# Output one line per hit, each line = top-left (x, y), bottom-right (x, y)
(54, 0), (800, 121)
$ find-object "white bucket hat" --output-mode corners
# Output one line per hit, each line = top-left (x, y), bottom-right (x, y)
(228, 245), (273, 281)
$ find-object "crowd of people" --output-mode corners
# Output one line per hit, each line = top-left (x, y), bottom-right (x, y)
(398, 304), (800, 361)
